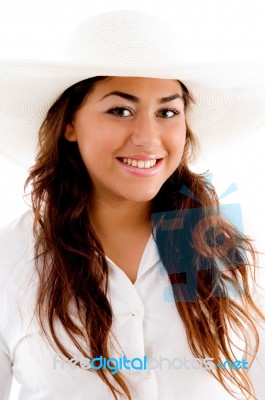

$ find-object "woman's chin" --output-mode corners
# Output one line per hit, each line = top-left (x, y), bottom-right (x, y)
(121, 189), (160, 203)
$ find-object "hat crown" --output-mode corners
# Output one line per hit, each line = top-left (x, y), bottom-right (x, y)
(64, 10), (183, 68)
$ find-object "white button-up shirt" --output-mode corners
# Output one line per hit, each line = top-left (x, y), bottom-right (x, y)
(0, 211), (265, 399)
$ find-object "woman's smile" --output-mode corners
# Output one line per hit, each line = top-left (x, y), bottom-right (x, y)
(116, 156), (164, 176)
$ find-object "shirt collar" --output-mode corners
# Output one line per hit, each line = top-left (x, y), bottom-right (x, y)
(106, 233), (160, 283)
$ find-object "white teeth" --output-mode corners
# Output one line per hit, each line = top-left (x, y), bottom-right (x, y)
(121, 158), (158, 169)
(145, 161), (151, 168)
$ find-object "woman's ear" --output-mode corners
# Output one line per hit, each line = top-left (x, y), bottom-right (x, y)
(64, 123), (77, 142)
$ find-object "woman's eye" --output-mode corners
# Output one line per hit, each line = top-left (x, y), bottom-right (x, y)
(107, 106), (181, 118)
(107, 107), (132, 117)
(157, 108), (181, 118)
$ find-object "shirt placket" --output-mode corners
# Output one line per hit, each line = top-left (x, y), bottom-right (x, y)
(106, 257), (158, 399)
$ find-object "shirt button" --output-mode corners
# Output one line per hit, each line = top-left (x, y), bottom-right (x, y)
(131, 307), (144, 317)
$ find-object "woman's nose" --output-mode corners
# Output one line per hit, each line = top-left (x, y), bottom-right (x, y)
(130, 113), (162, 147)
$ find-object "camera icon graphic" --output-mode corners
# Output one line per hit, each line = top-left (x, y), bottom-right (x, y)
(151, 175), (245, 302)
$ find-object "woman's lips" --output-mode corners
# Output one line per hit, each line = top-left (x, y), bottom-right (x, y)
(116, 157), (163, 177)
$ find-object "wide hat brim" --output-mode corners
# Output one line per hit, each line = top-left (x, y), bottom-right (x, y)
(0, 10), (265, 169)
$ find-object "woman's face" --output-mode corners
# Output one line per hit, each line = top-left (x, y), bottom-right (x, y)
(65, 77), (186, 204)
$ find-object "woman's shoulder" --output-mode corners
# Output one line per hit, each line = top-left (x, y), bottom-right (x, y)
(0, 208), (33, 234)
(0, 210), (39, 347)
(0, 209), (35, 280)
(0, 208), (33, 243)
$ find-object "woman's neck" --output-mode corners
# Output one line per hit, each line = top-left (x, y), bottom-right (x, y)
(88, 196), (152, 238)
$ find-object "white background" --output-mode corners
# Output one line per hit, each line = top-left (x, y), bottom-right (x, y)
(0, 0), (265, 398)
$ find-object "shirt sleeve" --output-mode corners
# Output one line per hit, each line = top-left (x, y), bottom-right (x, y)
(245, 289), (265, 400)
(0, 210), (35, 399)
(0, 217), (18, 399)
(0, 272), (13, 399)
(0, 331), (13, 399)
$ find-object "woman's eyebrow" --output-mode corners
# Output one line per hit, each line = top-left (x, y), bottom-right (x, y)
(99, 91), (184, 104)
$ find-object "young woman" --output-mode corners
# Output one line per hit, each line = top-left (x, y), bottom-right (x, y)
(0, 10), (265, 400)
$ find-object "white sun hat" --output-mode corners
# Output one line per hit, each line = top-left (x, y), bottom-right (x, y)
(0, 9), (264, 169)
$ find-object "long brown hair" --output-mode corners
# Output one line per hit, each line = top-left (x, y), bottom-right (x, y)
(25, 76), (265, 399)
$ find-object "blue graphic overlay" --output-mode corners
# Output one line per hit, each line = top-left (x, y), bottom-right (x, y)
(152, 177), (246, 302)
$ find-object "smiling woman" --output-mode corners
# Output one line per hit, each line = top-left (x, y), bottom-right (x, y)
(0, 9), (265, 400)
